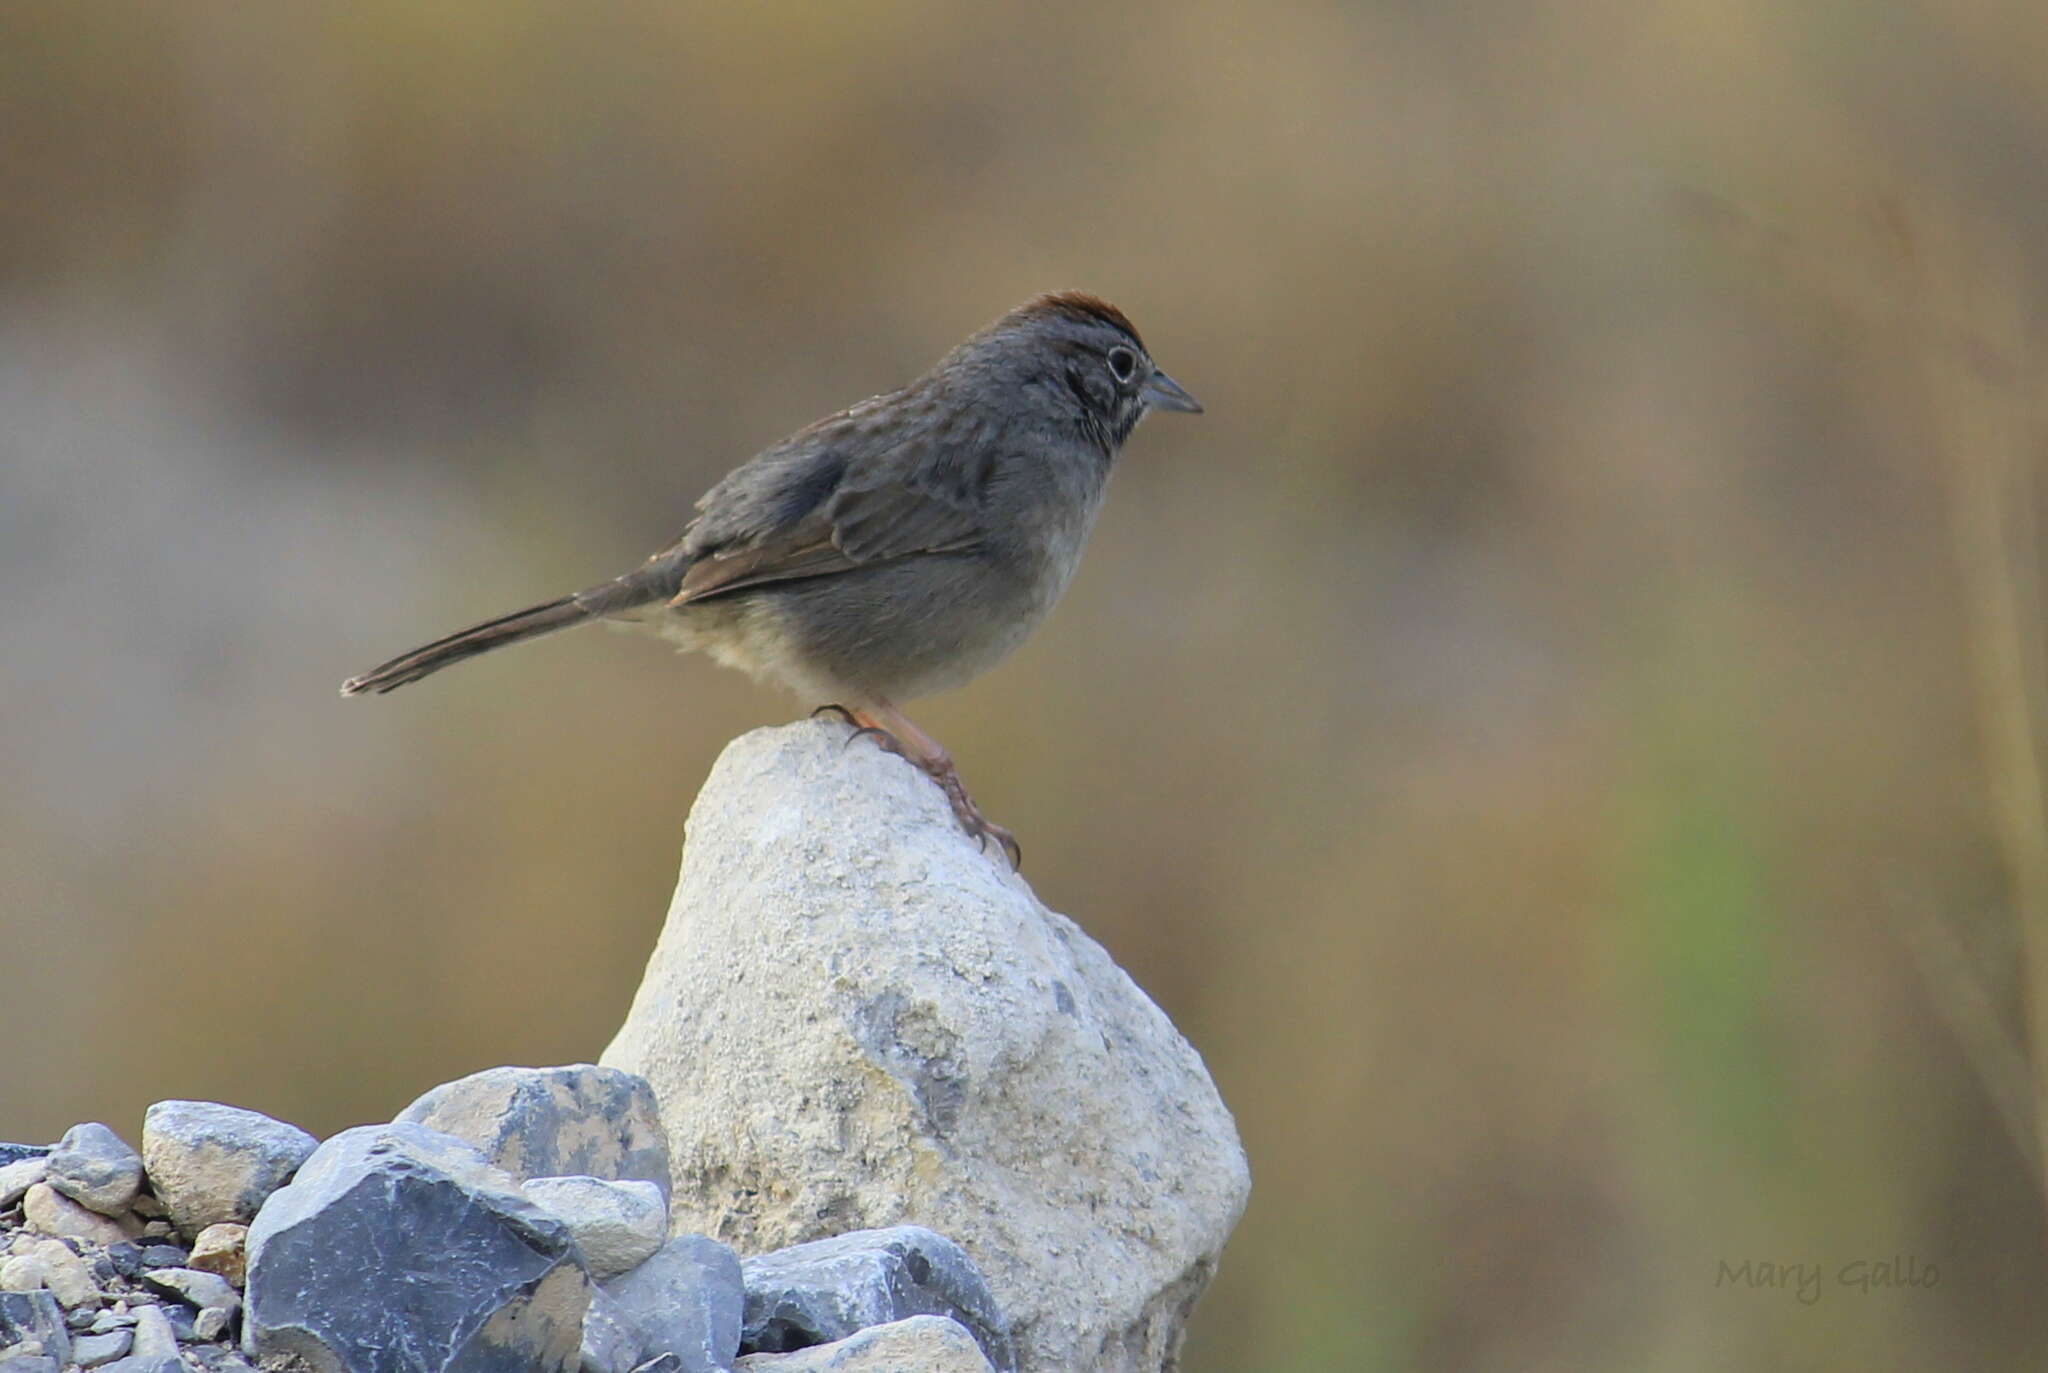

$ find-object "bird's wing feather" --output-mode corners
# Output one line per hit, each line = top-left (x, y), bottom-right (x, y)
(669, 418), (990, 607)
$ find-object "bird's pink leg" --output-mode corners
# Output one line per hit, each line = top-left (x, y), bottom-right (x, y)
(816, 700), (1022, 869)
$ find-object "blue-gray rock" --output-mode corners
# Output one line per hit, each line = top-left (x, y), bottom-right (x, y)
(244, 1121), (591, 1373)
(577, 1286), (641, 1373)
(738, 1228), (1012, 1373)
(72, 1328), (134, 1367)
(0, 1356), (59, 1373)
(397, 1065), (671, 1204)
(143, 1267), (239, 1314)
(135, 1245), (189, 1271)
(631, 1360), (683, 1373)
(0, 1290), (70, 1366)
(46, 1124), (143, 1217)
(92, 1356), (180, 1373)
(0, 1144), (48, 1171)
(602, 1236), (742, 1373)
(159, 1302), (198, 1341)
(520, 1177), (666, 1279)
(141, 1101), (319, 1239)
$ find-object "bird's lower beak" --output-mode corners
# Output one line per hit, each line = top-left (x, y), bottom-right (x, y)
(1142, 370), (1203, 413)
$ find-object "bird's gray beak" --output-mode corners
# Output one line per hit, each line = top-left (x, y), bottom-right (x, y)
(1142, 370), (1203, 413)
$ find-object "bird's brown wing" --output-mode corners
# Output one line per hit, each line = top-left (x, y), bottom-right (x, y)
(670, 438), (988, 607)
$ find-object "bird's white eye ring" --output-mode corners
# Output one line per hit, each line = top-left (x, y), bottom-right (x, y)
(1106, 347), (1138, 384)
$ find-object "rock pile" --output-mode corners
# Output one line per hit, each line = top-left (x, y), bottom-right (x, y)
(0, 1066), (1013, 1373)
(4, 721), (1247, 1373)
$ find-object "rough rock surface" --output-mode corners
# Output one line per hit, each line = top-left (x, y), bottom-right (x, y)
(244, 1122), (590, 1373)
(733, 1316), (995, 1373)
(739, 1227), (1010, 1372)
(519, 1176), (666, 1279)
(45, 1124), (143, 1217)
(396, 1065), (671, 1203)
(141, 1100), (319, 1239)
(602, 1236), (744, 1373)
(602, 722), (1250, 1373)
(0, 1159), (47, 1212)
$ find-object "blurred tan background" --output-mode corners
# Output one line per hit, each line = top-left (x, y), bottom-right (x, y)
(7, 2), (2048, 1368)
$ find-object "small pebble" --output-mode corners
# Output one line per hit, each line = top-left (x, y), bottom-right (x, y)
(134, 1247), (186, 1271)
(186, 1225), (246, 1288)
(138, 1221), (173, 1240)
(89, 1309), (136, 1334)
(192, 1306), (231, 1341)
(71, 1329), (132, 1367)
(127, 1194), (164, 1221)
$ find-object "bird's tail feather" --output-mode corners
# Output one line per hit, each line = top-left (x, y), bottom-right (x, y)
(340, 565), (675, 696)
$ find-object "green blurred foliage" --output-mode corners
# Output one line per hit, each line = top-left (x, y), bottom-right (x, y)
(5, 1), (2048, 1367)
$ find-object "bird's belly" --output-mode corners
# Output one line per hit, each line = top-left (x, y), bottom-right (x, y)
(638, 545), (1069, 707)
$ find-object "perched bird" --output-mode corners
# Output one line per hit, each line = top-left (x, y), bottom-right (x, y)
(341, 292), (1202, 864)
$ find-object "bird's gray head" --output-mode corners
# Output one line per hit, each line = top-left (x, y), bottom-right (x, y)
(948, 291), (1203, 453)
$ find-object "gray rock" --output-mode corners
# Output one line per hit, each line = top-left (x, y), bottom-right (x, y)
(576, 1287), (641, 1373)
(244, 1121), (590, 1373)
(143, 1268), (238, 1315)
(157, 1303), (198, 1342)
(21, 1185), (127, 1247)
(600, 723), (1250, 1373)
(397, 1065), (671, 1203)
(738, 1228), (1009, 1372)
(72, 1329), (134, 1367)
(0, 1355), (60, 1373)
(193, 1306), (232, 1341)
(46, 1124), (143, 1217)
(0, 1146), (48, 1172)
(89, 1309), (137, 1333)
(520, 1177), (665, 1280)
(140, 1102), (318, 1239)
(733, 1316), (995, 1373)
(135, 1246), (189, 1272)
(630, 1360), (683, 1373)
(602, 1236), (742, 1373)
(129, 1304), (177, 1362)
(0, 1159), (48, 1212)
(0, 1291), (69, 1367)
(93, 1356), (181, 1373)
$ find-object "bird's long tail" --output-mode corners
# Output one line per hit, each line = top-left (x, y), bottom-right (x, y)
(340, 564), (676, 696)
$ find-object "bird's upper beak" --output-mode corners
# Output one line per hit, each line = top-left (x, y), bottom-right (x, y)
(1142, 369), (1203, 413)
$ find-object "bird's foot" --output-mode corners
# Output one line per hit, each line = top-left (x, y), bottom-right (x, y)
(824, 701), (1022, 869)
(922, 758), (1023, 869)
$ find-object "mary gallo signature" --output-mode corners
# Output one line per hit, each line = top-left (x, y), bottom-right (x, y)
(1715, 1256), (1939, 1306)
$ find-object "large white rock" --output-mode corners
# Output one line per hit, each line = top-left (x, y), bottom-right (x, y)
(602, 722), (1249, 1373)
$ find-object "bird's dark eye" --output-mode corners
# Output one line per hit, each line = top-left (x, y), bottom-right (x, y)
(1106, 347), (1138, 384)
